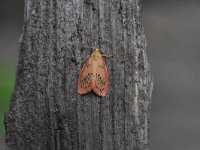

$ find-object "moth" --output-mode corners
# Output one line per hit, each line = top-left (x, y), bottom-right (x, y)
(78, 48), (109, 97)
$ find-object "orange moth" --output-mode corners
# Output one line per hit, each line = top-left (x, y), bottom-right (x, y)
(78, 48), (109, 97)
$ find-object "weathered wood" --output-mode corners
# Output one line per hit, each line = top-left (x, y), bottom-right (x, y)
(4, 0), (153, 150)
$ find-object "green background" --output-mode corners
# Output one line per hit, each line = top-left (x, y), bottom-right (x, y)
(0, 62), (15, 137)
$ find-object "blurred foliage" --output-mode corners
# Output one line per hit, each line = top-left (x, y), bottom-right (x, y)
(0, 62), (15, 137)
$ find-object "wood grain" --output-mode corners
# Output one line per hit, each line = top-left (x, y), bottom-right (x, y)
(4, 0), (153, 149)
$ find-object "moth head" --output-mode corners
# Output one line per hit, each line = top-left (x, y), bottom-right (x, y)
(91, 48), (102, 61)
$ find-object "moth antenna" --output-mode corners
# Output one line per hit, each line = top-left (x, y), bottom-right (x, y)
(82, 55), (90, 64)
(100, 50), (113, 57)
(81, 45), (96, 52)
(102, 54), (113, 57)
(84, 0), (96, 11)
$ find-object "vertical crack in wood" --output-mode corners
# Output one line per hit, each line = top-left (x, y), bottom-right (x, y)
(97, 0), (103, 149)
(120, 0), (127, 149)
(98, 98), (103, 150)
(110, 1), (116, 149)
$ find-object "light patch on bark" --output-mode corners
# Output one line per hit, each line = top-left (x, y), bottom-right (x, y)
(134, 79), (139, 124)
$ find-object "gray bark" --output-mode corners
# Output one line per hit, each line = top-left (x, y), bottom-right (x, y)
(4, 0), (153, 150)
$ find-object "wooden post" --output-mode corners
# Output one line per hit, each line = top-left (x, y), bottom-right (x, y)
(4, 0), (153, 149)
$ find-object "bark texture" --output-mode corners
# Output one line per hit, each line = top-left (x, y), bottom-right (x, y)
(4, 0), (153, 150)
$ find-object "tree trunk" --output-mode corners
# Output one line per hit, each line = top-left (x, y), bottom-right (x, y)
(4, 0), (153, 150)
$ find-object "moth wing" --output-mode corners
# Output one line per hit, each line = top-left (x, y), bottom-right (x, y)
(78, 57), (94, 94)
(93, 58), (109, 97)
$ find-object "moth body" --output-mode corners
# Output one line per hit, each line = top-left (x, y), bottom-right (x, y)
(78, 48), (109, 97)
